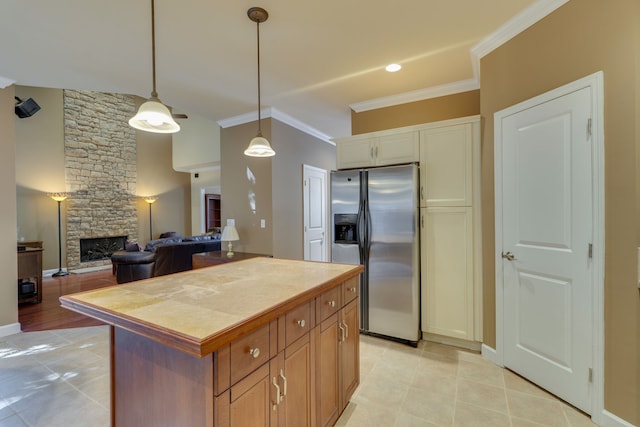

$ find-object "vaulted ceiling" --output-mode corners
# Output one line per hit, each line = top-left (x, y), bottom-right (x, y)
(0, 0), (560, 139)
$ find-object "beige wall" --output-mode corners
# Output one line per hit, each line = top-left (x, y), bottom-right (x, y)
(135, 123), (191, 241)
(480, 1), (639, 422)
(220, 120), (273, 255)
(351, 90), (480, 135)
(271, 120), (336, 260)
(220, 119), (335, 258)
(0, 85), (18, 332)
(15, 87), (66, 270)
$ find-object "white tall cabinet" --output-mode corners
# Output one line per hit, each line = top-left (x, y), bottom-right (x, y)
(335, 116), (482, 346)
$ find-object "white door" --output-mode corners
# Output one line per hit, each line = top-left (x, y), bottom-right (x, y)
(499, 86), (593, 413)
(303, 165), (328, 262)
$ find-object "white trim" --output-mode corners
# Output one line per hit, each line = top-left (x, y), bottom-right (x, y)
(422, 332), (481, 352)
(217, 107), (334, 145)
(0, 322), (21, 338)
(600, 410), (637, 427)
(494, 71), (604, 421)
(0, 75), (15, 89)
(470, 0), (569, 60)
(65, 265), (111, 275)
(481, 344), (502, 366)
(43, 268), (68, 277)
(349, 79), (479, 113)
(302, 164), (330, 262)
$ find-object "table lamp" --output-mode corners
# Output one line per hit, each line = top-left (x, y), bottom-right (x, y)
(221, 225), (239, 258)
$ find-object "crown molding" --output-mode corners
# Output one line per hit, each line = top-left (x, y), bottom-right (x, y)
(471, 0), (569, 60)
(0, 75), (15, 89)
(350, 79), (479, 113)
(217, 107), (334, 145)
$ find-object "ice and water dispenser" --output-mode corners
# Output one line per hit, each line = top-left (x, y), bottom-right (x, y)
(333, 213), (358, 244)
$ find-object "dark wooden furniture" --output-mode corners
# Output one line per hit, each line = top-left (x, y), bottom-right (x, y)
(205, 194), (221, 231)
(192, 251), (266, 269)
(60, 258), (362, 427)
(18, 247), (43, 303)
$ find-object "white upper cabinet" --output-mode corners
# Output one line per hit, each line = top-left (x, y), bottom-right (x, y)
(336, 131), (419, 169)
(420, 124), (473, 207)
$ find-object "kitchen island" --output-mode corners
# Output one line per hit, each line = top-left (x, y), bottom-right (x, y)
(60, 257), (363, 427)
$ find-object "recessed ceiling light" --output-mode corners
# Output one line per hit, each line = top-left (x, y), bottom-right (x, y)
(385, 63), (402, 72)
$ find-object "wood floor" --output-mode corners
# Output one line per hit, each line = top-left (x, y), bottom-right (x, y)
(18, 268), (117, 332)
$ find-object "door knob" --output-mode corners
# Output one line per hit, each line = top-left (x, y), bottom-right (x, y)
(501, 251), (517, 261)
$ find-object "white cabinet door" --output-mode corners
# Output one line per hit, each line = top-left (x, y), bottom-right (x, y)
(336, 138), (373, 169)
(421, 207), (473, 340)
(420, 124), (472, 207)
(336, 131), (419, 169)
(374, 131), (419, 166)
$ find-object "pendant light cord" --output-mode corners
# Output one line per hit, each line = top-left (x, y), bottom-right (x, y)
(256, 19), (262, 134)
(150, 0), (158, 98)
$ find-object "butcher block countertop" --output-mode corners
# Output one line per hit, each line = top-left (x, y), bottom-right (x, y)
(60, 257), (363, 357)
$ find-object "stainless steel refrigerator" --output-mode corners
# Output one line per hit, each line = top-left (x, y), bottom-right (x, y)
(331, 164), (420, 346)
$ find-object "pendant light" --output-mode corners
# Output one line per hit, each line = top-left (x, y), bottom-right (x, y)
(129, 0), (180, 134)
(244, 7), (275, 157)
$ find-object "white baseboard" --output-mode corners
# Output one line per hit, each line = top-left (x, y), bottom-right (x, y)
(422, 332), (481, 351)
(43, 268), (67, 277)
(481, 343), (503, 367)
(600, 410), (636, 427)
(0, 322), (21, 338)
(69, 265), (112, 274)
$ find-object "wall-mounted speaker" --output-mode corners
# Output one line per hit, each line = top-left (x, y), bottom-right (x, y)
(14, 96), (41, 118)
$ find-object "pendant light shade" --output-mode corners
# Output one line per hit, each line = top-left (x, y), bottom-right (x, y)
(245, 7), (275, 157)
(129, 0), (180, 134)
(129, 96), (180, 133)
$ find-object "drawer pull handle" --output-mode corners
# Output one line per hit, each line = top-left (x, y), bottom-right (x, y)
(349, 287), (356, 293)
(327, 300), (336, 308)
(279, 369), (287, 397)
(249, 347), (260, 358)
(297, 319), (306, 328)
(272, 377), (282, 405)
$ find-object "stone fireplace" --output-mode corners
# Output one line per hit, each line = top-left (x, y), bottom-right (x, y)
(63, 90), (140, 270)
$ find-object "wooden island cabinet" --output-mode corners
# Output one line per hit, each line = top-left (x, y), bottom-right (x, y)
(60, 258), (362, 427)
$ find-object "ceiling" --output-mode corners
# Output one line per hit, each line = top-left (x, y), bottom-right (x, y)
(0, 0), (552, 140)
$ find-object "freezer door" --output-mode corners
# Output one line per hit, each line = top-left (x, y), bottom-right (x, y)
(330, 170), (361, 264)
(366, 164), (420, 342)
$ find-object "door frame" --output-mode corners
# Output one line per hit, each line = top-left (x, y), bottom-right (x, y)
(492, 71), (604, 422)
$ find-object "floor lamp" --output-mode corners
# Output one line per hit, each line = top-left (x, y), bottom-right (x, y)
(144, 197), (157, 241)
(49, 193), (68, 277)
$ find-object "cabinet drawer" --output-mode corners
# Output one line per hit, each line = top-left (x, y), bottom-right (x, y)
(342, 277), (359, 305)
(316, 286), (340, 323)
(285, 302), (311, 347)
(230, 324), (271, 385)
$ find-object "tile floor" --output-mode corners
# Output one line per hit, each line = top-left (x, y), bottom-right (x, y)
(0, 326), (596, 426)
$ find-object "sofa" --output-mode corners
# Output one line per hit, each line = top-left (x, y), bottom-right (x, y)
(111, 233), (222, 284)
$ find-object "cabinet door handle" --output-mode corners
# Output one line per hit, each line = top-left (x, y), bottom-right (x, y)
(375, 145), (379, 157)
(370, 146), (374, 159)
(249, 347), (260, 358)
(297, 319), (306, 328)
(327, 300), (336, 308)
(343, 321), (349, 340)
(338, 323), (345, 342)
(279, 369), (287, 397)
(421, 186), (424, 200)
(272, 377), (282, 405)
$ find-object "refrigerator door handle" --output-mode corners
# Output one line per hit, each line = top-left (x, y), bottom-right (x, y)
(356, 198), (366, 262)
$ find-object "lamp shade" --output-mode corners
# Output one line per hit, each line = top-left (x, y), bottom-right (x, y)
(129, 98), (180, 134)
(244, 134), (275, 157)
(221, 225), (240, 242)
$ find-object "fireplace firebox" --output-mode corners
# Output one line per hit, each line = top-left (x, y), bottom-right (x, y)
(79, 236), (127, 262)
